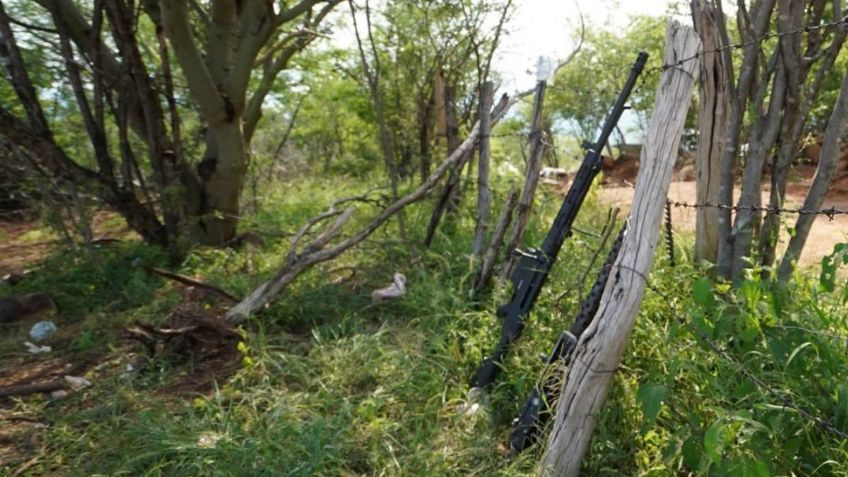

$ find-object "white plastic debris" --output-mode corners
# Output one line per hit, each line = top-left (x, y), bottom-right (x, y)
(51, 390), (68, 399)
(29, 320), (57, 341)
(536, 56), (553, 82)
(197, 432), (225, 448)
(120, 363), (136, 380)
(24, 341), (52, 354)
(371, 273), (407, 304)
(63, 375), (91, 390)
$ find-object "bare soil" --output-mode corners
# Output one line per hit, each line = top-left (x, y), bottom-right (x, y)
(597, 174), (848, 267)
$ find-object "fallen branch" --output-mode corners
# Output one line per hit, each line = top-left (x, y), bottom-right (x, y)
(225, 93), (516, 324)
(0, 379), (66, 398)
(144, 265), (239, 303)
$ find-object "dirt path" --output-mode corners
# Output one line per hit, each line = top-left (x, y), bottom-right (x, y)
(598, 180), (848, 267)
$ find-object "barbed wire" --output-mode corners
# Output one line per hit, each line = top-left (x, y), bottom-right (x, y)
(667, 200), (848, 220)
(654, 14), (848, 75)
(615, 263), (848, 441)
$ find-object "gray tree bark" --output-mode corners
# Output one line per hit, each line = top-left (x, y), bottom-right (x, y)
(778, 68), (848, 279)
(714, 0), (776, 278)
(692, 0), (731, 263)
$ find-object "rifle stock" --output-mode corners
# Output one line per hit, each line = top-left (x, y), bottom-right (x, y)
(470, 52), (648, 390)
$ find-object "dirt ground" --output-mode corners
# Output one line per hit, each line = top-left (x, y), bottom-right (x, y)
(598, 177), (848, 267)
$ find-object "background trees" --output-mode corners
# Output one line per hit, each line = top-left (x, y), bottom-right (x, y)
(0, 0), (343, 253)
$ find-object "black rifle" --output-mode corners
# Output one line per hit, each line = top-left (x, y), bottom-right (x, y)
(471, 52), (648, 390)
(508, 225), (626, 452)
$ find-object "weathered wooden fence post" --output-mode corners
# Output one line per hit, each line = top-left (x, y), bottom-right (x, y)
(540, 21), (700, 476)
(474, 185), (518, 292)
(472, 81), (494, 259)
(501, 78), (547, 278)
(692, 0), (730, 263)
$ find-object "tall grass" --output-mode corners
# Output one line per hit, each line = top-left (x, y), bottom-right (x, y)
(4, 174), (848, 476)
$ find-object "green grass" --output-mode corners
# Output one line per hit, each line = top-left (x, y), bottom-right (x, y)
(4, 175), (848, 476)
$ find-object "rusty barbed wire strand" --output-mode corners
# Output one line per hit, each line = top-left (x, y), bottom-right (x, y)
(664, 199), (676, 267)
(667, 200), (848, 220)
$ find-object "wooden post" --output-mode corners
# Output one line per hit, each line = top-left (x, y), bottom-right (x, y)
(540, 21), (700, 476)
(472, 81), (494, 258)
(692, 0), (730, 263)
(475, 185), (519, 292)
(501, 80), (547, 277)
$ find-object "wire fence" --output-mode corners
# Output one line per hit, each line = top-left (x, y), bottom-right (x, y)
(616, 263), (848, 442)
(666, 199), (848, 219)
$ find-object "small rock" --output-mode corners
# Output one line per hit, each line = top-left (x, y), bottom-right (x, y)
(63, 375), (91, 390)
(29, 320), (58, 341)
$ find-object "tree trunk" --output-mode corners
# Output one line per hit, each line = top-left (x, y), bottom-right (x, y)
(760, 4), (847, 270)
(730, 52), (786, 281)
(541, 21), (700, 476)
(777, 68), (848, 279)
(714, 0), (776, 278)
(692, 0), (731, 263)
(190, 120), (248, 245)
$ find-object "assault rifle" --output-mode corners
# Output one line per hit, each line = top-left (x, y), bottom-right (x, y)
(470, 52), (648, 390)
(509, 225), (626, 452)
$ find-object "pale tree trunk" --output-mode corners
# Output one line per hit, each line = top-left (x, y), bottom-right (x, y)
(692, 0), (731, 263)
(541, 21), (700, 476)
(760, 1), (847, 270)
(777, 68), (848, 279)
(730, 48), (786, 281)
(162, 0), (337, 246)
(714, 0), (776, 278)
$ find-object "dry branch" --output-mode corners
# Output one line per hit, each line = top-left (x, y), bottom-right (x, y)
(0, 380), (67, 398)
(225, 94), (516, 324)
(144, 265), (239, 303)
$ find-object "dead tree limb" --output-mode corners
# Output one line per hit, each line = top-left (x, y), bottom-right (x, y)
(225, 94), (515, 324)
(0, 379), (67, 398)
(144, 266), (239, 303)
(541, 21), (700, 476)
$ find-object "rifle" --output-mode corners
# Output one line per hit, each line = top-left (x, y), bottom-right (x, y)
(470, 52), (648, 390)
(508, 225), (626, 452)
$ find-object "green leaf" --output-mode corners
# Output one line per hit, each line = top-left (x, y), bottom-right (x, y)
(637, 383), (668, 425)
(728, 457), (771, 477)
(693, 277), (715, 310)
(784, 341), (814, 370)
(703, 420), (726, 463)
